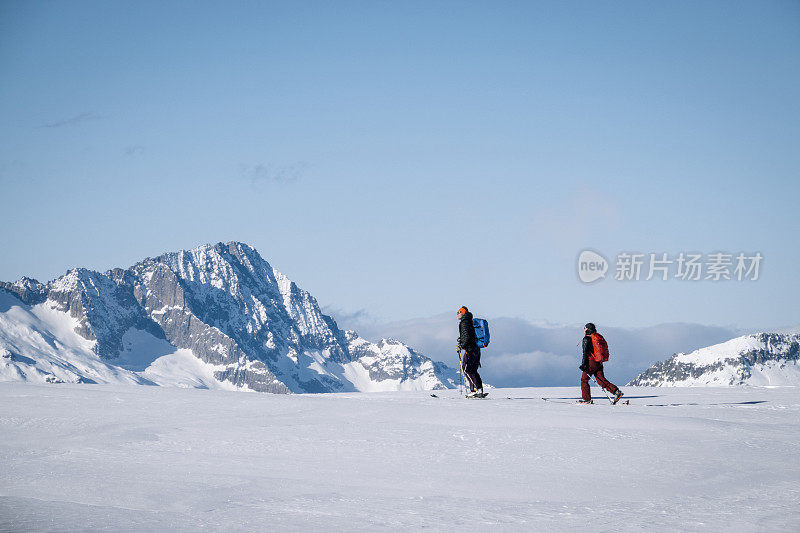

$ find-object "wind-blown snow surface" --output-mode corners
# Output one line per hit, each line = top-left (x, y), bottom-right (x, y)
(1, 384), (798, 531)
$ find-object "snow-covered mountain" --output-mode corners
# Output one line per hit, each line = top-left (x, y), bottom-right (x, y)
(0, 242), (458, 393)
(628, 332), (800, 386)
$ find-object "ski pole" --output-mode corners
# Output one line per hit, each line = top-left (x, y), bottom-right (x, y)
(591, 374), (613, 404)
(457, 348), (464, 396)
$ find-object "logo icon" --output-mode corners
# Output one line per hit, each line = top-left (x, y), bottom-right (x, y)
(577, 250), (608, 284)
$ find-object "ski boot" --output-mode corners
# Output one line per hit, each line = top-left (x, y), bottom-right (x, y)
(612, 390), (624, 405)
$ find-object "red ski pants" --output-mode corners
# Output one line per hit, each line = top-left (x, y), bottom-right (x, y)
(581, 359), (618, 401)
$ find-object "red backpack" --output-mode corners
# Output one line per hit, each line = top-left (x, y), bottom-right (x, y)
(590, 332), (609, 362)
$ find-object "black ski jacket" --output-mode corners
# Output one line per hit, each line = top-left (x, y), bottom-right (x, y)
(581, 335), (594, 368)
(458, 311), (477, 351)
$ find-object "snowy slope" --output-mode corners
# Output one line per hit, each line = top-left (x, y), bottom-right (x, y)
(629, 332), (800, 386)
(1, 383), (798, 531)
(0, 291), (150, 385)
(0, 242), (458, 393)
(0, 290), (245, 390)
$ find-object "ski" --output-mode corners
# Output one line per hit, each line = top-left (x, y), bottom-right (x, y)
(541, 397), (631, 405)
(430, 392), (489, 400)
(466, 392), (489, 399)
(541, 398), (594, 405)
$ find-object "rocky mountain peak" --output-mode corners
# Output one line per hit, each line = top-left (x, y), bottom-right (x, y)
(1, 242), (458, 393)
(629, 332), (800, 386)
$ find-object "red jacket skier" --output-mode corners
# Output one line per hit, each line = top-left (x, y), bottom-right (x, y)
(579, 323), (624, 404)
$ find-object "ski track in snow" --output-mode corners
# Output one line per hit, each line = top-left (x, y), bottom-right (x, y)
(1, 384), (799, 532)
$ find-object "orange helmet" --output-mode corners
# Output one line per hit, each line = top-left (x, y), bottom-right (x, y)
(457, 306), (468, 316)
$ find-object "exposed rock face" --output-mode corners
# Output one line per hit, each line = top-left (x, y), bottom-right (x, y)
(0, 277), (47, 305)
(1, 242), (458, 393)
(629, 333), (800, 387)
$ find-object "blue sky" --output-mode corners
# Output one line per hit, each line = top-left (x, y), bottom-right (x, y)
(1, 1), (798, 330)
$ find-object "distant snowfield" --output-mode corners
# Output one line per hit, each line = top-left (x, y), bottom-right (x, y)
(1, 384), (799, 532)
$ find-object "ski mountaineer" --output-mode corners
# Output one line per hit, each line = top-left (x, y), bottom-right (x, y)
(579, 323), (624, 404)
(457, 306), (484, 397)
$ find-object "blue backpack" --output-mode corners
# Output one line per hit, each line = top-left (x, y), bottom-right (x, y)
(473, 318), (490, 348)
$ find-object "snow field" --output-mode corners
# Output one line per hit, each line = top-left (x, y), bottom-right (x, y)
(1, 384), (799, 532)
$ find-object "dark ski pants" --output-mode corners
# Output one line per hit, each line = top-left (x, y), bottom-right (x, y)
(581, 360), (618, 401)
(462, 348), (483, 391)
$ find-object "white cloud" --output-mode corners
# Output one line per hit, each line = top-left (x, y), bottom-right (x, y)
(331, 309), (745, 387)
(240, 162), (308, 185)
(43, 112), (103, 128)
